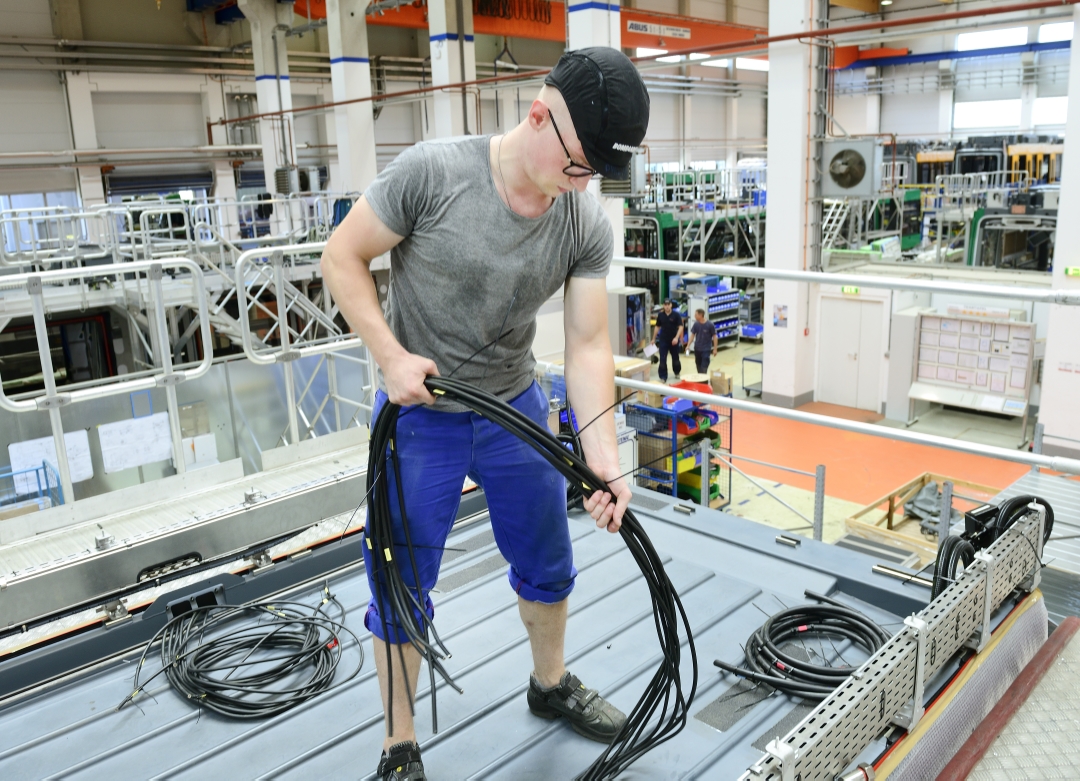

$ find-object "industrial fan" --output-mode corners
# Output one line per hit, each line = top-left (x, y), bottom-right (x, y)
(821, 139), (881, 197)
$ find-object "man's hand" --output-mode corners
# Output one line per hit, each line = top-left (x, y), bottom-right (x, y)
(670, 336), (679, 346)
(583, 471), (631, 534)
(383, 351), (439, 405)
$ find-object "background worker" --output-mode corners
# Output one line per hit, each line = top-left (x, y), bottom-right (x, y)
(320, 48), (650, 781)
(688, 308), (718, 374)
(653, 299), (684, 383)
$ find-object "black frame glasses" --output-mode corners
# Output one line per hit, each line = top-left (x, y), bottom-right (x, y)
(547, 110), (599, 179)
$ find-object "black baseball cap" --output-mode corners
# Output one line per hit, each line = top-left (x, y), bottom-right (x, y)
(544, 47), (650, 180)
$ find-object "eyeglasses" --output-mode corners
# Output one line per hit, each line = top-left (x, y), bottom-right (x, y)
(547, 110), (599, 179)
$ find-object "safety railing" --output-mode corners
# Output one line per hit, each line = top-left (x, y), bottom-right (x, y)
(137, 207), (196, 262)
(0, 206), (78, 267)
(0, 259), (214, 500)
(233, 242), (372, 445)
(881, 160), (909, 189)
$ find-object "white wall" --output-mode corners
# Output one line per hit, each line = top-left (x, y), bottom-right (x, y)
(0, 71), (75, 194)
(0, 0), (52, 37)
(92, 92), (207, 149)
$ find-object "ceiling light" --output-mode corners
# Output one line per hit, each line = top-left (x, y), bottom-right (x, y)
(880, 0), (893, 5)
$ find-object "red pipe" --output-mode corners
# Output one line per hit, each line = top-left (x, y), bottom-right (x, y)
(217, 0), (1079, 128)
(642, 0), (1080, 62)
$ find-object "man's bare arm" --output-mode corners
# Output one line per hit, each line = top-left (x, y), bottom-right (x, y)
(320, 196), (438, 405)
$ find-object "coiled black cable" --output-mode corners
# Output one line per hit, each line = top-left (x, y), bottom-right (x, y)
(933, 496), (1053, 598)
(713, 591), (890, 700)
(931, 535), (977, 600)
(117, 589), (363, 718)
(995, 495), (1054, 545)
(365, 375), (697, 781)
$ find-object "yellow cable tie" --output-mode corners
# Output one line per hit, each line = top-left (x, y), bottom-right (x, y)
(384, 548), (392, 562)
(366, 537), (372, 549)
(433, 389), (445, 395)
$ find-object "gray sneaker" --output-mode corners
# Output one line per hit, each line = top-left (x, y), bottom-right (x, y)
(527, 671), (627, 743)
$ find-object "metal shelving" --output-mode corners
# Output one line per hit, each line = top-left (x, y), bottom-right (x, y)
(625, 397), (732, 509)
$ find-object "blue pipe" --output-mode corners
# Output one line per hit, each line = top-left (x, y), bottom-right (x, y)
(844, 39), (1070, 70)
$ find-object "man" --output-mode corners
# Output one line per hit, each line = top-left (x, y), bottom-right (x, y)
(653, 299), (684, 383)
(688, 308), (718, 374)
(321, 47), (649, 781)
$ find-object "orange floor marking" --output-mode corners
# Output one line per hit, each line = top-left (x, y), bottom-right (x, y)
(731, 408), (1029, 505)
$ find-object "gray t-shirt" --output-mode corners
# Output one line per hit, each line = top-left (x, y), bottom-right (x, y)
(364, 135), (613, 411)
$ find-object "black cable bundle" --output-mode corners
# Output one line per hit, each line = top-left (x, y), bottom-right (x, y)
(364, 375), (697, 781)
(935, 496), (1053, 598)
(117, 590), (363, 718)
(995, 495), (1054, 544)
(931, 536), (977, 600)
(713, 591), (890, 699)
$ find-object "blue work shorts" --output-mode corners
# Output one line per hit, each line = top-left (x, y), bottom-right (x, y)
(362, 381), (576, 644)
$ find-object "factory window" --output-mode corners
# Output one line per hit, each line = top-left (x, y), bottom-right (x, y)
(636, 48), (682, 63)
(956, 27), (1027, 51)
(690, 53), (730, 68)
(1038, 22), (1073, 43)
(735, 58), (769, 72)
(953, 99), (1021, 130)
(1033, 96), (1069, 126)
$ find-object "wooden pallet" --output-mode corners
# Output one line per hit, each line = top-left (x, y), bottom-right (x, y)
(844, 472), (999, 565)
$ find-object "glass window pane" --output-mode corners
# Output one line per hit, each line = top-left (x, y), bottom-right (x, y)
(956, 27), (1027, 51)
(953, 99), (1022, 129)
(1033, 96), (1068, 125)
(1038, 22), (1073, 43)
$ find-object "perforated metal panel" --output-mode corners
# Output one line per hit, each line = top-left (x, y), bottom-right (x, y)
(741, 510), (1044, 780)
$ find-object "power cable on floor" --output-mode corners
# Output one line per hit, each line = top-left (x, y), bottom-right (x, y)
(117, 587), (363, 719)
(714, 590), (890, 700)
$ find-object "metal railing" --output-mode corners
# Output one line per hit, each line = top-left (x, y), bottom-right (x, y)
(0, 260), (214, 500)
(234, 242), (373, 445)
(610, 255), (1080, 305)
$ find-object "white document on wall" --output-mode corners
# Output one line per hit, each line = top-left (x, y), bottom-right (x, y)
(98, 412), (174, 474)
(8, 430), (93, 496)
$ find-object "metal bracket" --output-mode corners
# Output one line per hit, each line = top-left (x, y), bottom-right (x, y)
(244, 488), (265, 505)
(892, 615), (928, 729)
(277, 350), (302, 363)
(764, 738), (797, 781)
(1020, 502), (1045, 592)
(95, 529), (115, 551)
(155, 374), (184, 386)
(26, 276), (42, 295)
(966, 550), (995, 653)
(250, 549), (274, 575)
(34, 394), (71, 409)
(102, 599), (131, 627)
(149, 263), (163, 281)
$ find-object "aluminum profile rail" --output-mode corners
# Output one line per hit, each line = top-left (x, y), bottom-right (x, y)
(738, 504), (1046, 781)
(536, 366), (1080, 476)
(0, 260), (213, 499)
(609, 256), (1080, 305)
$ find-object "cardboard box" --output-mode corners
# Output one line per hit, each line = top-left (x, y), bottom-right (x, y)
(643, 391), (665, 408)
(710, 370), (732, 396)
(614, 356), (651, 406)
